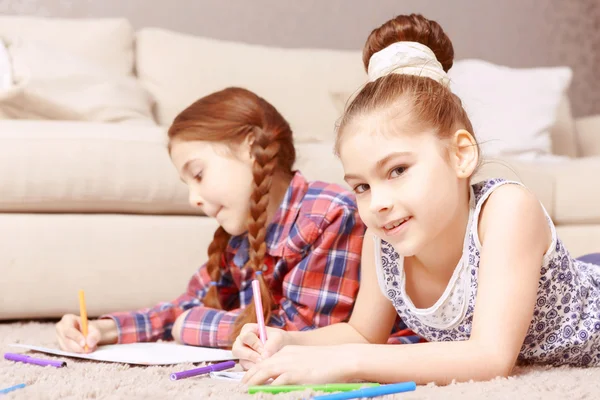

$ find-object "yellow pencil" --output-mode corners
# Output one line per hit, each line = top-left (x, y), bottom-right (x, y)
(78, 290), (88, 352)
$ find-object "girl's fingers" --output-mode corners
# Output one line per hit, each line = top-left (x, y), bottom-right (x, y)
(236, 345), (263, 365)
(60, 336), (85, 353)
(241, 365), (259, 384)
(62, 327), (85, 348)
(245, 368), (276, 386)
(270, 372), (294, 386)
(239, 359), (255, 371)
(241, 332), (264, 353)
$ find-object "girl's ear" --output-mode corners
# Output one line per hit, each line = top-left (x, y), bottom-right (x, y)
(450, 129), (479, 178)
(239, 132), (256, 163)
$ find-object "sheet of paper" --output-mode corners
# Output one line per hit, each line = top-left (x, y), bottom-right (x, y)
(209, 371), (274, 384)
(209, 371), (245, 381)
(9, 342), (236, 366)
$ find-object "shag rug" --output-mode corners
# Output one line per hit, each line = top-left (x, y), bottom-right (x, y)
(1, 321), (599, 399)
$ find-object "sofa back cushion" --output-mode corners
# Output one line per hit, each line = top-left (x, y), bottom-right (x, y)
(0, 38), (154, 123)
(135, 28), (367, 142)
(0, 16), (135, 76)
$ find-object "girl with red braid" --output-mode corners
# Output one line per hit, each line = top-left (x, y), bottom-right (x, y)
(55, 87), (421, 357)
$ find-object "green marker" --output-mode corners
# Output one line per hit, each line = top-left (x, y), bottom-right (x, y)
(248, 383), (380, 394)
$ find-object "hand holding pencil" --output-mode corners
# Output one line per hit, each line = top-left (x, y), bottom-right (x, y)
(55, 290), (118, 353)
(232, 277), (292, 371)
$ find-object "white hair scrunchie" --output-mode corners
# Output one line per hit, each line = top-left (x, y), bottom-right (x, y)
(367, 41), (450, 86)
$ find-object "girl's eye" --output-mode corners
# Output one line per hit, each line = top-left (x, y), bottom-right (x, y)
(390, 166), (407, 178)
(353, 183), (370, 194)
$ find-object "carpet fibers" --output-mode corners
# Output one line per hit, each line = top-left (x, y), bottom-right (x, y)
(1, 321), (599, 399)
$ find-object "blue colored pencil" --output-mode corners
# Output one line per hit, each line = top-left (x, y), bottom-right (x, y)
(311, 381), (416, 400)
(0, 383), (26, 395)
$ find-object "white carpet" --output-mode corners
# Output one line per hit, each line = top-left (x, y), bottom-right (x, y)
(1, 321), (599, 399)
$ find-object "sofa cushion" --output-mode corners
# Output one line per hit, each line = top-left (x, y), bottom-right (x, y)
(0, 16), (135, 76)
(294, 142), (346, 187)
(0, 213), (219, 319)
(0, 120), (198, 215)
(556, 225), (600, 258)
(475, 156), (600, 225)
(553, 156), (600, 224)
(447, 59), (573, 158)
(135, 28), (366, 142)
(473, 158), (556, 219)
(575, 115), (600, 157)
(0, 39), (155, 123)
(550, 96), (578, 157)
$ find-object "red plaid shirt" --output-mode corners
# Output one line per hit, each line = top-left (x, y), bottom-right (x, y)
(102, 172), (421, 347)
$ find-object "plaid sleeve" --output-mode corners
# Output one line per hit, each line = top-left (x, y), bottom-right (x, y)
(100, 263), (214, 344)
(178, 306), (241, 348)
(272, 204), (365, 331)
(387, 316), (425, 344)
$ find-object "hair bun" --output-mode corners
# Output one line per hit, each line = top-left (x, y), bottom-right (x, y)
(362, 14), (454, 73)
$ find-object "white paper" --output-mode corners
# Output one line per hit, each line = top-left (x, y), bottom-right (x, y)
(10, 342), (236, 366)
(209, 371), (245, 381)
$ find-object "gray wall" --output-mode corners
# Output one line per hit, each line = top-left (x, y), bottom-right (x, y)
(2, 0), (599, 116)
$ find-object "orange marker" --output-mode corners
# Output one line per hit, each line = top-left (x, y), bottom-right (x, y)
(78, 290), (88, 352)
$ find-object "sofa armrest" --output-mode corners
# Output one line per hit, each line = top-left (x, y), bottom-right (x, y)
(576, 115), (600, 157)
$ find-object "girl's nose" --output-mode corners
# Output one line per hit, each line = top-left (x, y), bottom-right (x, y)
(188, 190), (204, 208)
(370, 188), (393, 214)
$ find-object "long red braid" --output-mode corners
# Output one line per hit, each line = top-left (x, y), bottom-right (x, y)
(167, 87), (296, 342)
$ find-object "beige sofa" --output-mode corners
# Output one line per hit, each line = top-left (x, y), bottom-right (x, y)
(1, 17), (599, 320)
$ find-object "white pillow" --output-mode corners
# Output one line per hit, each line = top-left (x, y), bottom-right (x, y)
(0, 38), (155, 124)
(0, 39), (12, 90)
(447, 59), (573, 158)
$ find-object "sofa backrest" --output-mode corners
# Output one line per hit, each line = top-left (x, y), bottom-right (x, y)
(134, 28), (367, 143)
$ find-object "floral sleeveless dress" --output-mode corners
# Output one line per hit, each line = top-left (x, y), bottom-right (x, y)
(375, 179), (600, 366)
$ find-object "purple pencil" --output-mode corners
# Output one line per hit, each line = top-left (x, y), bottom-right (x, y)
(170, 360), (235, 381)
(4, 353), (66, 368)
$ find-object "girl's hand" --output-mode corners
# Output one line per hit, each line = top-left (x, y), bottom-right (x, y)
(55, 315), (117, 353)
(232, 323), (290, 370)
(242, 345), (354, 385)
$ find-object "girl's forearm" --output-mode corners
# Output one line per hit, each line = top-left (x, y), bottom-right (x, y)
(344, 340), (514, 385)
(287, 323), (370, 346)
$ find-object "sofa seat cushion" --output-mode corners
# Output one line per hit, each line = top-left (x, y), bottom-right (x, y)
(554, 157), (600, 224)
(576, 115), (600, 157)
(475, 156), (600, 224)
(0, 213), (220, 319)
(0, 120), (198, 215)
